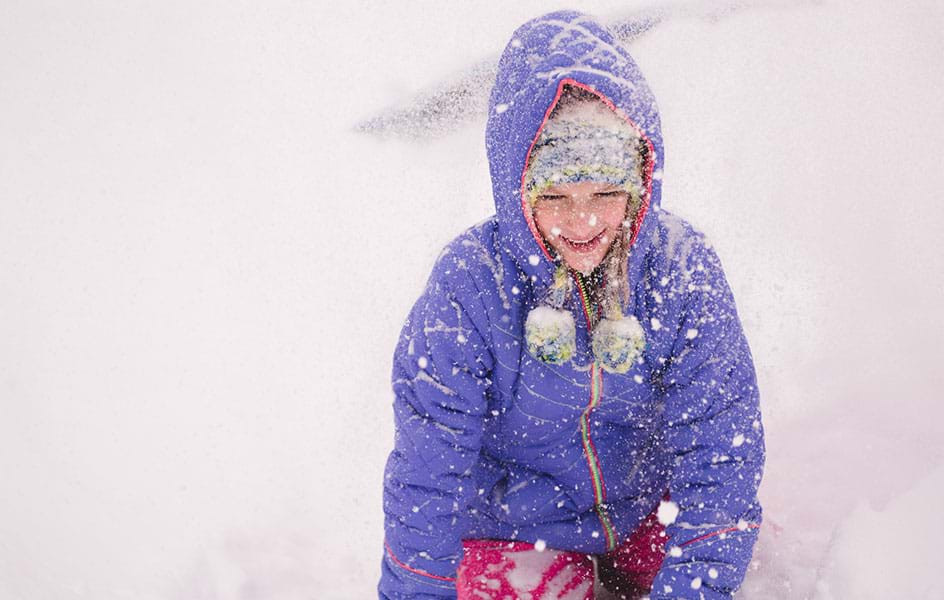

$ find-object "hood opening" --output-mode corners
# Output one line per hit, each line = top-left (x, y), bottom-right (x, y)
(519, 78), (656, 271)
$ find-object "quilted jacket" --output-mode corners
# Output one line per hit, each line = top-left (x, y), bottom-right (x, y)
(379, 10), (765, 599)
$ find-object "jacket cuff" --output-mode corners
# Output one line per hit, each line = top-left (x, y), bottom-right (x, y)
(378, 540), (458, 599)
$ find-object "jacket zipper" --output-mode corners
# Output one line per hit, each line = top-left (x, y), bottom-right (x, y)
(573, 273), (618, 551)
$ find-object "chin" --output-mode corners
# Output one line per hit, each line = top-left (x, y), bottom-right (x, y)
(566, 254), (604, 274)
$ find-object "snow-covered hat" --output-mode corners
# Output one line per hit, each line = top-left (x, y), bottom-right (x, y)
(524, 94), (644, 202)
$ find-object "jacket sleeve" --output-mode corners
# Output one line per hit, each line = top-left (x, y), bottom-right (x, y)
(378, 254), (494, 600)
(650, 237), (766, 600)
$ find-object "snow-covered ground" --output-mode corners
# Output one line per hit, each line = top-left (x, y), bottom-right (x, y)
(1, 1), (942, 598)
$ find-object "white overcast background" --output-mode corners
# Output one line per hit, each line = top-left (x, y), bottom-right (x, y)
(2, 1), (943, 599)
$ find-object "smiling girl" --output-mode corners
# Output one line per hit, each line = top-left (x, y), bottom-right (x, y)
(379, 10), (765, 600)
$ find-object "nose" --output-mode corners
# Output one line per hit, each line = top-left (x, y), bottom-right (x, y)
(562, 195), (600, 230)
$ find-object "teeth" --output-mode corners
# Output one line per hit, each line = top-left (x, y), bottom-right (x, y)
(566, 232), (601, 245)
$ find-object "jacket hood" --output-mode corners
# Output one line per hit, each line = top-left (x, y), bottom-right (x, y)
(485, 10), (664, 300)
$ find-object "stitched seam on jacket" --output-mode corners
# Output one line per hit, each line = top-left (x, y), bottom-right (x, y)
(678, 523), (761, 547)
(384, 539), (457, 583)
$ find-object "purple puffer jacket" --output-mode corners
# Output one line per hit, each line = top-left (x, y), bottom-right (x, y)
(379, 10), (765, 600)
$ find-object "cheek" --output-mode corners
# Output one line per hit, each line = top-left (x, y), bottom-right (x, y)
(602, 202), (629, 229)
(533, 209), (561, 235)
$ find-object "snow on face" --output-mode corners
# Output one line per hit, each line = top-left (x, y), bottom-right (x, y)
(532, 180), (628, 274)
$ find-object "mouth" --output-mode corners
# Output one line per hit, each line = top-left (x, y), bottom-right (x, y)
(560, 230), (606, 253)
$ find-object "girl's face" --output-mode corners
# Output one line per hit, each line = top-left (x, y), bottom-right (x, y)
(532, 181), (629, 275)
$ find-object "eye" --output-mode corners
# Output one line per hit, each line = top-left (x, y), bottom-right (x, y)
(537, 194), (567, 202)
(593, 190), (627, 199)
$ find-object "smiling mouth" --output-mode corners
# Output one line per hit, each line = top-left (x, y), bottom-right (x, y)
(560, 230), (605, 253)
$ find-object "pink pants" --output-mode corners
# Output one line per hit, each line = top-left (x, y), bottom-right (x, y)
(456, 510), (666, 600)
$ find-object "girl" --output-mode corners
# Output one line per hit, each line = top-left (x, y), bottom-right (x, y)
(379, 10), (765, 600)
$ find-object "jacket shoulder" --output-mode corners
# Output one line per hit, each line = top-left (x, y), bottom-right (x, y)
(408, 216), (503, 347)
(427, 215), (504, 297)
(645, 208), (731, 296)
(651, 208), (714, 269)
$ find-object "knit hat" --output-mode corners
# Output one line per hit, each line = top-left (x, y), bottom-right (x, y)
(523, 86), (647, 374)
(524, 97), (645, 199)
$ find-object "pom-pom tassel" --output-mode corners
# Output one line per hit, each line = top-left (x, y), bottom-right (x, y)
(525, 306), (576, 364)
(525, 265), (576, 364)
(591, 314), (645, 374)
